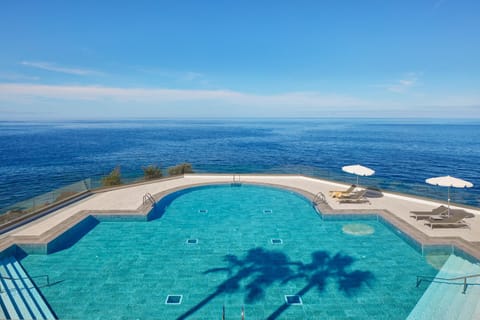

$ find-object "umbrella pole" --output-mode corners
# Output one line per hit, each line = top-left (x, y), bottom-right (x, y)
(356, 176), (359, 186)
(447, 186), (451, 217)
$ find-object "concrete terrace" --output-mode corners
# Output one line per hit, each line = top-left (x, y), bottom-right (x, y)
(1, 174), (479, 256)
(1, 174), (480, 319)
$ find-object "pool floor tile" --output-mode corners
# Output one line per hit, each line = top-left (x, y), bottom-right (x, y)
(19, 185), (447, 319)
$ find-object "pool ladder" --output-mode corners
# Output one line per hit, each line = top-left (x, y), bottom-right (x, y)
(232, 174), (242, 186)
(143, 193), (155, 206)
(416, 273), (480, 294)
(312, 192), (326, 204)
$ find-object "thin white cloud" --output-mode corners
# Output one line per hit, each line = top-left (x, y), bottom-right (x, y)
(183, 71), (203, 81)
(134, 67), (206, 83)
(1, 83), (478, 119)
(0, 83), (370, 107)
(374, 72), (421, 93)
(20, 61), (103, 76)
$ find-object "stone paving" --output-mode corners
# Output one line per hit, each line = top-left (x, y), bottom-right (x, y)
(1, 174), (479, 256)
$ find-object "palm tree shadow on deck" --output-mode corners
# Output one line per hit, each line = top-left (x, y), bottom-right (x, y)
(176, 248), (374, 320)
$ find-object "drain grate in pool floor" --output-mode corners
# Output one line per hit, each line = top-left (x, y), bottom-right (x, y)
(186, 239), (198, 244)
(198, 209), (208, 214)
(165, 295), (183, 305)
(263, 209), (273, 214)
(285, 295), (302, 305)
(271, 239), (283, 244)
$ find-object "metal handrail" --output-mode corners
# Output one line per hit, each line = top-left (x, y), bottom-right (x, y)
(232, 174), (241, 185)
(143, 193), (155, 206)
(0, 275), (50, 293)
(416, 273), (480, 294)
(313, 192), (326, 204)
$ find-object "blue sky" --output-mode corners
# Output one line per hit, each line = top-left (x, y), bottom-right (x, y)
(0, 0), (479, 119)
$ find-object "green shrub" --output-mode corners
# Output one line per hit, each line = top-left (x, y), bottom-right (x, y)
(101, 166), (122, 186)
(143, 164), (163, 180)
(168, 162), (194, 176)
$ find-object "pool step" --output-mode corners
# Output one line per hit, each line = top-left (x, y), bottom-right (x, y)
(0, 256), (56, 320)
(408, 255), (480, 320)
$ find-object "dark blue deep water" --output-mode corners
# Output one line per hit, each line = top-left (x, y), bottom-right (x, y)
(0, 119), (479, 209)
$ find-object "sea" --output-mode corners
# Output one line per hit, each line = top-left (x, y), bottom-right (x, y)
(0, 118), (479, 210)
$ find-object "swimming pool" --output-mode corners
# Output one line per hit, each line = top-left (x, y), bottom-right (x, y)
(20, 184), (446, 319)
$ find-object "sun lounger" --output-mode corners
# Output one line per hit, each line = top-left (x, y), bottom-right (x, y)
(410, 205), (448, 221)
(410, 205), (448, 215)
(329, 184), (356, 198)
(424, 210), (474, 229)
(336, 189), (367, 200)
(336, 189), (366, 199)
(337, 190), (369, 204)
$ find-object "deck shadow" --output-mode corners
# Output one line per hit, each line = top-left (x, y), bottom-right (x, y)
(176, 247), (374, 320)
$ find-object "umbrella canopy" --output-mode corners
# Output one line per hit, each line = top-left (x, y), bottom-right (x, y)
(342, 164), (375, 185)
(426, 176), (473, 188)
(426, 175), (473, 215)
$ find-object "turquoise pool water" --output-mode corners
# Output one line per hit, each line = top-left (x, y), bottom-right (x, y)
(20, 185), (442, 319)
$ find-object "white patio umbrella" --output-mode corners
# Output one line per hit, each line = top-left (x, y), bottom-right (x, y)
(342, 164), (375, 186)
(426, 175), (473, 216)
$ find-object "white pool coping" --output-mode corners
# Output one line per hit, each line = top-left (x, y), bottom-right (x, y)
(1, 174), (479, 251)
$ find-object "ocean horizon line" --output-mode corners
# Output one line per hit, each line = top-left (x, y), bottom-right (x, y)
(1, 117), (480, 124)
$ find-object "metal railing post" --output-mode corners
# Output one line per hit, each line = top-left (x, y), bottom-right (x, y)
(415, 273), (480, 294)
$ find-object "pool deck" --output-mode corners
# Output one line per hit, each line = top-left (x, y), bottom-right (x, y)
(1, 174), (479, 258)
